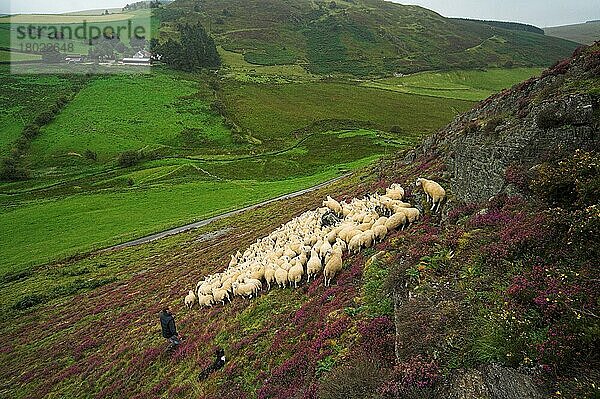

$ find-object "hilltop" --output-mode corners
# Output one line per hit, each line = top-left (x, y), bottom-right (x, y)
(0, 39), (597, 399)
(159, 0), (578, 75)
(545, 21), (600, 45)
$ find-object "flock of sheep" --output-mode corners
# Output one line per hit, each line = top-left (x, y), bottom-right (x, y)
(184, 178), (446, 309)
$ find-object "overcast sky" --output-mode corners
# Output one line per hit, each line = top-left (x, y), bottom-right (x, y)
(2, 0), (599, 27)
(1, 0), (127, 15)
(398, 0), (600, 27)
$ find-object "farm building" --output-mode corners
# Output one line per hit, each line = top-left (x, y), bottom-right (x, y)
(121, 51), (152, 66)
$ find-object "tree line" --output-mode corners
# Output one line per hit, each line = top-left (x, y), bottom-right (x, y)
(151, 24), (220, 71)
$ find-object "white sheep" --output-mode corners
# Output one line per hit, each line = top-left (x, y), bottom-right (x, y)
(232, 282), (255, 299)
(348, 234), (362, 254)
(397, 207), (421, 225)
(323, 196), (342, 215)
(264, 264), (276, 290)
(416, 178), (446, 212)
(385, 212), (407, 231)
(306, 249), (322, 282)
(184, 290), (197, 309)
(360, 230), (375, 249)
(197, 294), (214, 308)
(385, 184), (405, 200)
(324, 250), (343, 287)
(288, 261), (305, 288)
(274, 267), (288, 289)
(212, 288), (230, 306)
(373, 225), (388, 242)
(189, 188), (428, 308)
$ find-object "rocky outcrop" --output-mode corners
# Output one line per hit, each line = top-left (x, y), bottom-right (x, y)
(418, 44), (600, 203)
(442, 364), (544, 399)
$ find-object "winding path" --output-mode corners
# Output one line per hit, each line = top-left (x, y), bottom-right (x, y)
(103, 172), (352, 251)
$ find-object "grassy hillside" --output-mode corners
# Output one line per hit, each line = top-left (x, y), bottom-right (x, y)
(0, 65), (85, 157)
(0, 49), (486, 272)
(0, 38), (597, 399)
(545, 21), (600, 45)
(26, 70), (232, 166)
(0, 167), (354, 274)
(165, 0), (578, 75)
(220, 81), (474, 147)
(1, 142), (597, 399)
(363, 67), (545, 101)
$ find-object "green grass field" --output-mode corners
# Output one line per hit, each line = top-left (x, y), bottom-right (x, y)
(0, 10), (153, 55)
(0, 65), (82, 156)
(27, 70), (231, 167)
(0, 126), (398, 273)
(222, 81), (475, 147)
(363, 68), (545, 101)
(0, 61), (529, 274)
(0, 50), (41, 62)
(0, 167), (357, 274)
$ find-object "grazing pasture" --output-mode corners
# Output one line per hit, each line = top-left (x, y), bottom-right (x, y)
(0, 168), (356, 274)
(27, 69), (232, 167)
(363, 67), (545, 101)
(0, 10), (151, 24)
(222, 81), (475, 147)
(1, 59), (523, 274)
(0, 66), (82, 156)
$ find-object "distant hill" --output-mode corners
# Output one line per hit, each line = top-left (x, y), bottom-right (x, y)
(452, 18), (545, 35)
(162, 0), (578, 76)
(62, 8), (123, 16)
(545, 20), (600, 45)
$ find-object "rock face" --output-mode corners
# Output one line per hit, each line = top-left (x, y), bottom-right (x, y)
(419, 44), (600, 203)
(442, 365), (544, 399)
(393, 284), (546, 399)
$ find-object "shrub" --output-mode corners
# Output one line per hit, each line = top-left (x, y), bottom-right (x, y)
(504, 162), (530, 192)
(567, 205), (600, 257)
(462, 121), (479, 134)
(22, 124), (40, 140)
(530, 149), (600, 209)
(379, 355), (440, 398)
(0, 156), (28, 181)
(84, 149), (98, 161)
(362, 260), (393, 317)
(117, 150), (142, 168)
(389, 125), (404, 134)
(483, 115), (504, 134)
(34, 110), (56, 126)
(318, 356), (389, 399)
(357, 317), (396, 365)
(1, 270), (32, 284)
(544, 58), (571, 76)
(13, 294), (48, 310)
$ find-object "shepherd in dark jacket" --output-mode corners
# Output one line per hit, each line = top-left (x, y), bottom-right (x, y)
(159, 308), (180, 350)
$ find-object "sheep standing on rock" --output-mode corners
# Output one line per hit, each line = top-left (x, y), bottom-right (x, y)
(416, 178), (446, 212)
